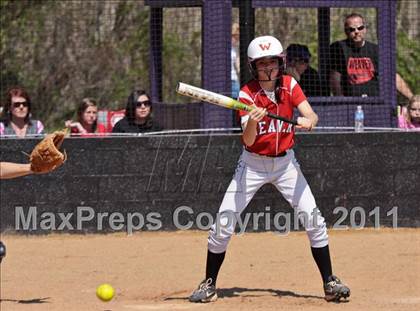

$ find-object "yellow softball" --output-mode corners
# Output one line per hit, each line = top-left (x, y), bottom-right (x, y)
(96, 283), (115, 302)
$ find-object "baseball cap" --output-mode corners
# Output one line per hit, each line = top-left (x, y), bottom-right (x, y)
(286, 44), (311, 62)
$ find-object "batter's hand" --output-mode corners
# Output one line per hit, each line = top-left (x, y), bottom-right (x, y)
(248, 106), (266, 123)
(296, 117), (313, 130)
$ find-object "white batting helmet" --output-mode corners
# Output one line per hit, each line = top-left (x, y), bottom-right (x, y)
(247, 36), (285, 80)
(247, 36), (284, 61)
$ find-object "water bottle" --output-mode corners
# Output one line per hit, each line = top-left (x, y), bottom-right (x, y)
(354, 105), (364, 132)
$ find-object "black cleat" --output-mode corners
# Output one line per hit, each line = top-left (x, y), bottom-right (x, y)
(324, 275), (350, 302)
(189, 278), (218, 303)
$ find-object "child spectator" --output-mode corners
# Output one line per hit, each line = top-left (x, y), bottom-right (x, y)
(65, 98), (107, 136)
(398, 95), (420, 130)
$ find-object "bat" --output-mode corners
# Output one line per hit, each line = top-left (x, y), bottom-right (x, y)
(176, 82), (297, 125)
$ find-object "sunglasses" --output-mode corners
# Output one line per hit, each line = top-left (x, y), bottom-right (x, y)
(346, 25), (365, 33)
(136, 100), (151, 107)
(12, 101), (29, 108)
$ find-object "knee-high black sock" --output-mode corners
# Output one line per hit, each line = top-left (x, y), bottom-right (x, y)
(311, 245), (332, 284)
(205, 250), (226, 286)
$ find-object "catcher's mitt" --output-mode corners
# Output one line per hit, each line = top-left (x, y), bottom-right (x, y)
(30, 130), (67, 173)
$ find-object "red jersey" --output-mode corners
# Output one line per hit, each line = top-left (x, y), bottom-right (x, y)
(238, 75), (306, 156)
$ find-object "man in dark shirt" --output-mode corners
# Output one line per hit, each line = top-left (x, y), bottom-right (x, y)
(329, 13), (379, 97)
(329, 12), (414, 100)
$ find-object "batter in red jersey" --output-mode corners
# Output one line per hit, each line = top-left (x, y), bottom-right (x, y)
(239, 74), (306, 156)
(189, 36), (350, 303)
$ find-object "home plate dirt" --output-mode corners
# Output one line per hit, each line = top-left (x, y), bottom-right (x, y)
(0, 229), (419, 311)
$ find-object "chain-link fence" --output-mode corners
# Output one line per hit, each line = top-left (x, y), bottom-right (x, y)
(0, 0), (418, 133)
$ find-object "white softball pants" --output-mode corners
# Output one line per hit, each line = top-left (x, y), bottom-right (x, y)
(207, 149), (329, 254)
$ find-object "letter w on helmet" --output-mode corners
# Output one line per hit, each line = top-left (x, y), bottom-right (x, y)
(259, 43), (271, 51)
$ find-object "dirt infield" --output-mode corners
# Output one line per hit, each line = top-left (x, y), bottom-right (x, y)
(1, 229), (419, 311)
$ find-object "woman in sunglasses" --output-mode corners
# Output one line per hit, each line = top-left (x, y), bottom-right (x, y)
(112, 89), (162, 134)
(0, 87), (44, 138)
(65, 98), (107, 136)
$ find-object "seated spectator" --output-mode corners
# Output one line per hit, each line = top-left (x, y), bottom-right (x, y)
(329, 13), (379, 96)
(285, 44), (328, 96)
(398, 95), (420, 130)
(328, 12), (413, 99)
(112, 90), (162, 134)
(0, 87), (44, 138)
(65, 98), (107, 136)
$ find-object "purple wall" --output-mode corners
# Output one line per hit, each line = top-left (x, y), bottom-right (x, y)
(147, 0), (397, 128)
